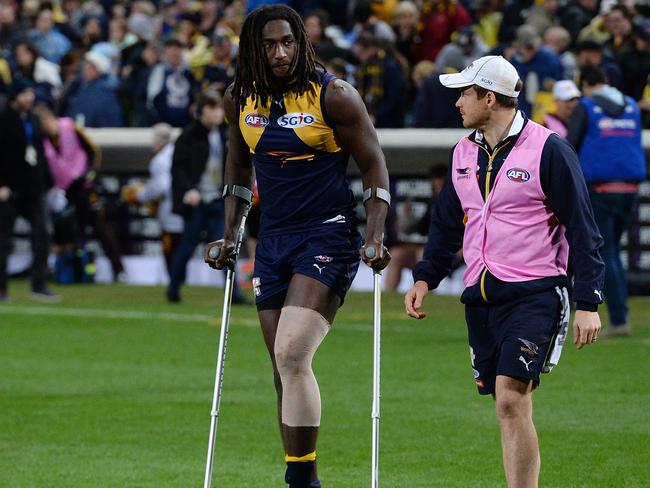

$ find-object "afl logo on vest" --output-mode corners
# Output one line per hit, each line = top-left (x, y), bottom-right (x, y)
(244, 113), (269, 128)
(277, 112), (316, 128)
(507, 168), (530, 183)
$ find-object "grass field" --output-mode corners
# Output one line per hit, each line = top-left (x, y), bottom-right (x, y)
(1, 280), (649, 487)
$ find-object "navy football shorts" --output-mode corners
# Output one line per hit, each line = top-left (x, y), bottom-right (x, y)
(465, 287), (570, 395)
(253, 225), (362, 310)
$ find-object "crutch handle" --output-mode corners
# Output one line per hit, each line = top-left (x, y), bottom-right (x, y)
(208, 246), (221, 259)
(364, 247), (376, 259)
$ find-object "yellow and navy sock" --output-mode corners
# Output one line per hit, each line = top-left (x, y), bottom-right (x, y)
(284, 452), (316, 488)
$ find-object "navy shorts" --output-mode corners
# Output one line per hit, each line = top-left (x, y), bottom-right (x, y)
(465, 287), (569, 395)
(253, 225), (362, 309)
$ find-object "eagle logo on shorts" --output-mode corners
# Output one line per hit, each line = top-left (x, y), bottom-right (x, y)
(314, 255), (333, 263)
(518, 338), (539, 356)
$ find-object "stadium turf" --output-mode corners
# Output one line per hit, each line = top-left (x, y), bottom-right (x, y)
(1, 280), (648, 487)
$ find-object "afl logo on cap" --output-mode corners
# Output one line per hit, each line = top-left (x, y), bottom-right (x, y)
(507, 168), (530, 182)
(277, 112), (316, 128)
(244, 113), (269, 128)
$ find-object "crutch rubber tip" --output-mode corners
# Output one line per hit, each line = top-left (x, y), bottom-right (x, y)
(208, 247), (221, 259)
(364, 247), (376, 259)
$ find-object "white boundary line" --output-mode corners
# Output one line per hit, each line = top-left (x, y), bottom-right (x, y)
(0, 305), (424, 334)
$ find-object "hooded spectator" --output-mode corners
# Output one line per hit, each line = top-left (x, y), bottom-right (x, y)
(63, 51), (124, 127)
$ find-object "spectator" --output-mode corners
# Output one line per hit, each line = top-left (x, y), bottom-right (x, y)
(80, 15), (106, 51)
(108, 18), (136, 51)
(436, 27), (488, 75)
(12, 41), (62, 104)
(198, 0), (220, 37)
(63, 51), (124, 127)
(348, 0), (396, 48)
(0, 80), (59, 302)
(0, 3), (26, 54)
(168, 91), (246, 304)
(472, 0), (504, 49)
(35, 103), (125, 280)
(618, 19), (650, 103)
(391, 1), (421, 68)
(497, 0), (533, 44)
(525, 0), (561, 36)
(510, 24), (563, 119)
(639, 74), (650, 127)
(411, 54), (465, 128)
(567, 66), (646, 337)
(192, 27), (238, 96)
(544, 26), (577, 80)
(29, 6), (72, 64)
(543, 80), (581, 138)
(304, 10), (353, 64)
(575, 39), (622, 89)
(560, 0), (599, 44)
(417, 0), (471, 61)
(121, 123), (183, 273)
(601, 3), (635, 61)
(353, 32), (406, 128)
(146, 38), (196, 128)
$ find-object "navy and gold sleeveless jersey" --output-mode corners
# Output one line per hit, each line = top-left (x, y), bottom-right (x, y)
(238, 70), (356, 236)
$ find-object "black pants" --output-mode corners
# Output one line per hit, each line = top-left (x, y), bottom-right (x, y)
(0, 195), (51, 292)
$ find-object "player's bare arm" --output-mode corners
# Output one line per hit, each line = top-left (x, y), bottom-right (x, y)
(325, 78), (391, 270)
(204, 85), (253, 270)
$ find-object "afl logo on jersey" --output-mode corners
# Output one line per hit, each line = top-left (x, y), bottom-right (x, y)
(244, 113), (269, 128)
(277, 112), (316, 128)
(507, 168), (530, 182)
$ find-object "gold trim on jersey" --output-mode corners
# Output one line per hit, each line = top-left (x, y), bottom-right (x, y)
(239, 80), (342, 154)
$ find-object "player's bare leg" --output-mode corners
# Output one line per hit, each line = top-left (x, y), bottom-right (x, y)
(495, 375), (539, 488)
(259, 274), (339, 486)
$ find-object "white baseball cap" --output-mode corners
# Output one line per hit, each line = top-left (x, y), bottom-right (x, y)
(552, 80), (581, 101)
(439, 55), (521, 98)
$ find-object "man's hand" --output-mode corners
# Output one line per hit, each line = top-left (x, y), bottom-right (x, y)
(0, 186), (11, 202)
(361, 241), (391, 271)
(204, 239), (235, 270)
(573, 310), (601, 349)
(183, 189), (201, 206)
(405, 280), (429, 319)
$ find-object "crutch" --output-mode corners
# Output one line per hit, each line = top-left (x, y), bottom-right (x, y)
(203, 211), (248, 488)
(364, 246), (382, 488)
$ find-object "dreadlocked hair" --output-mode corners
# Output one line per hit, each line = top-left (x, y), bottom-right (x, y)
(233, 4), (318, 110)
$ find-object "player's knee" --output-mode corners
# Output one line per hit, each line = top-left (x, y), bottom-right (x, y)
(495, 392), (528, 421)
(275, 342), (307, 377)
(274, 306), (330, 378)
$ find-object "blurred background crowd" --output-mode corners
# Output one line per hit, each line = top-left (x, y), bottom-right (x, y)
(1, 0), (650, 310)
(0, 0), (649, 129)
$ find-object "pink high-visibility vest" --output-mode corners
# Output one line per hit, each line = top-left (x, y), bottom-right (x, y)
(452, 121), (569, 288)
(43, 118), (88, 191)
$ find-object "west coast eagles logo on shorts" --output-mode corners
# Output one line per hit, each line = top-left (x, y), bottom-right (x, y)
(252, 277), (261, 296)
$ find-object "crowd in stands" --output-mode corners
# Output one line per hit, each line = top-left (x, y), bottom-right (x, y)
(0, 0), (649, 129)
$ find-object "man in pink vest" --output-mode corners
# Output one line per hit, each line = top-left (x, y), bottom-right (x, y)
(405, 56), (605, 487)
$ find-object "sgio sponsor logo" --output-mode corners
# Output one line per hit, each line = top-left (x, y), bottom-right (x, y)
(244, 113), (269, 128)
(277, 112), (316, 128)
(506, 168), (530, 182)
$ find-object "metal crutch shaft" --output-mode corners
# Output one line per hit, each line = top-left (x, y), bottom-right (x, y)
(371, 270), (381, 488)
(203, 213), (248, 488)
